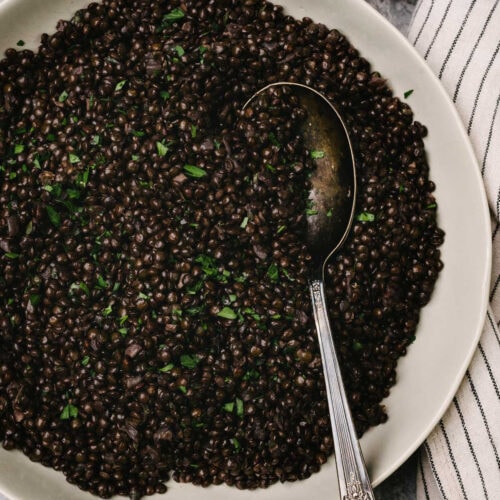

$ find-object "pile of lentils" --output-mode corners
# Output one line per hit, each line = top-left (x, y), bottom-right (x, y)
(0, 0), (444, 497)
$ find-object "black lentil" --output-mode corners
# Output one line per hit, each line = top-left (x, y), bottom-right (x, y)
(0, 0), (444, 498)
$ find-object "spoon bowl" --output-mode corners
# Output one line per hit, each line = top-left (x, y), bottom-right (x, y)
(244, 82), (374, 500)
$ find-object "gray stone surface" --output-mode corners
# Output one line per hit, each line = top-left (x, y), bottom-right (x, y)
(365, 0), (418, 35)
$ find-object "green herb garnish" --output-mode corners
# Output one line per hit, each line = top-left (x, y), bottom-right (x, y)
(156, 141), (168, 156)
(60, 403), (78, 420)
(29, 294), (41, 306)
(102, 304), (113, 316)
(58, 90), (69, 102)
(183, 164), (207, 178)
(217, 306), (237, 320)
(4, 252), (19, 259)
(236, 398), (244, 417)
(69, 153), (81, 164)
(404, 89), (414, 98)
(174, 45), (185, 57)
(96, 275), (109, 289)
(267, 263), (279, 283)
(163, 7), (185, 22)
(81, 356), (90, 366)
(46, 206), (61, 227)
(311, 150), (325, 159)
(240, 216), (249, 229)
(180, 354), (199, 369)
(14, 144), (24, 154)
(356, 212), (375, 222)
(179, 385), (187, 394)
(159, 363), (174, 372)
(353, 341), (363, 351)
(115, 80), (127, 91)
(223, 402), (234, 412)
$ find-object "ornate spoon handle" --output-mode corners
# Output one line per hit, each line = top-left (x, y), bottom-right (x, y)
(309, 279), (375, 500)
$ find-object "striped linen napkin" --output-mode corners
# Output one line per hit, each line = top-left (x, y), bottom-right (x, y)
(407, 1), (500, 499)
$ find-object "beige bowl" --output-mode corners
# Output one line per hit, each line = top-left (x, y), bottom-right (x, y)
(0, 0), (490, 498)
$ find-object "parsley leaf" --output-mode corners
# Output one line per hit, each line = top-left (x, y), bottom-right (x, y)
(58, 90), (69, 102)
(356, 212), (375, 222)
(159, 363), (174, 372)
(311, 150), (325, 159)
(183, 164), (207, 178)
(163, 7), (185, 22)
(180, 354), (199, 369)
(217, 307), (237, 320)
(60, 403), (78, 420)
(156, 141), (168, 156)
(46, 206), (61, 227)
(115, 80), (127, 91)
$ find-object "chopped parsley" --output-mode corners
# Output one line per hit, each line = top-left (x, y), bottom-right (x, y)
(240, 216), (249, 229)
(159, 363), (174, 372)
(45, 206), (61, 227)
(58, 90), (69, 102)
(81, 356), (90, 366)
(4, 252), (19, 259)
(96, 275), (109, 289)
(69, 153), (81, 164)
(163, 7), (185, 22)
(356, 212), (375, 222)
(156, 141), (168, 156)
(183, 164), (207, 178)
(267, 263), (279, 283)
(353, 341), (364, 351)
(404, 89), (414, 99)
(14, 144), (24, 154)
(115, 80), (127, 91)
(29, 294), (41, 306)
(180, 354), (199, 369)
(60, 403), (78, 420)
(236, 398), (244, 417)
(223, 402), (234, 412)
(102, 304), (113, 316)
(231, 437), (241, 451)
(174, 45), (185, 57)
(217, 306), (237, 320)
(311, 150), (325, 159)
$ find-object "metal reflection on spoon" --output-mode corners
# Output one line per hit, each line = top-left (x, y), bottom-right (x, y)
(244, 82), (375, 500)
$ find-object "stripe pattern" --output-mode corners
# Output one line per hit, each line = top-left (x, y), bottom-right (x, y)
(408, 1), (500, 499)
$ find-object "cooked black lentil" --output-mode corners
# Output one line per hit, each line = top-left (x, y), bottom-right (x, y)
(0, 0), (444, 498)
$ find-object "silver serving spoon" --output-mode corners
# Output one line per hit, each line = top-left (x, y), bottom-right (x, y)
(244, 82), (375, 500)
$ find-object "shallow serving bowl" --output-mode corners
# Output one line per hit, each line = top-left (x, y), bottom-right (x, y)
(0, 0), (491, 498)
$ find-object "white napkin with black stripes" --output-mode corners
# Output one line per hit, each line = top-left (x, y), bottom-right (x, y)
(407, 1), (500, 498)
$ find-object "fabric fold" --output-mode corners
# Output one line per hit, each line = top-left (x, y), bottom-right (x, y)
(408, 1), (500, 498)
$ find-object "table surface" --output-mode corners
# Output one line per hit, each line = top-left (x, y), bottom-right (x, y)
(0, 1), (418, 499)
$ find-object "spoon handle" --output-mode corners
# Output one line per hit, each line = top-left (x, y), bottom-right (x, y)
(309, 279), (375, 500)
